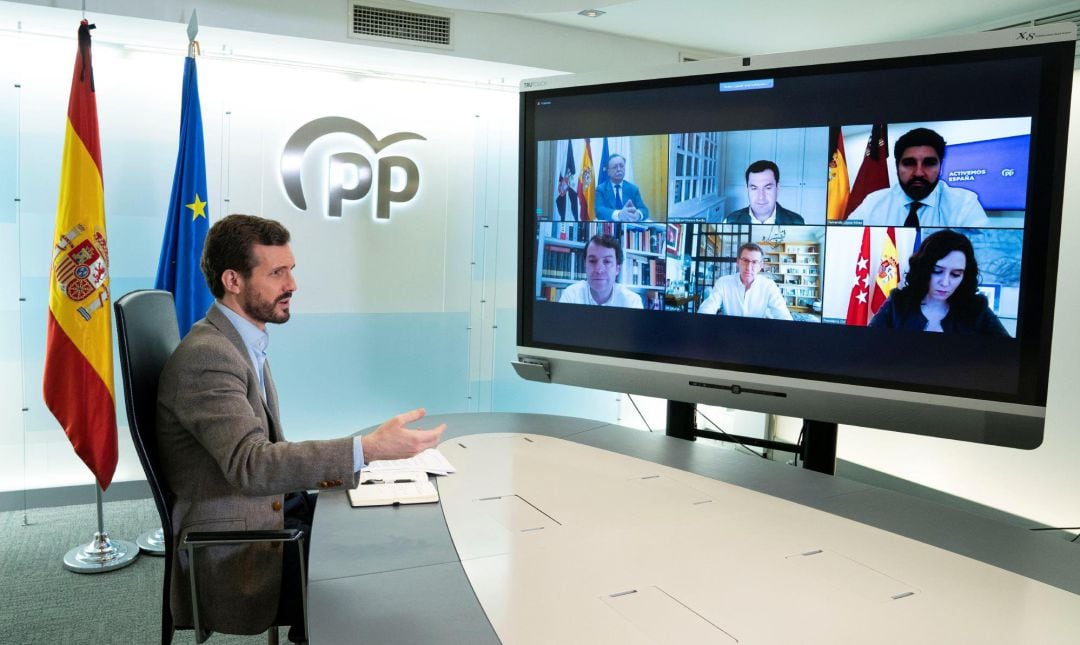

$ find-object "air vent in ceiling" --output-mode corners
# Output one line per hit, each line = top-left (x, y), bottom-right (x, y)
(992, 10), (1080, 37)
(349, 2), (453, 49)
(1032, 10), (1080, 28)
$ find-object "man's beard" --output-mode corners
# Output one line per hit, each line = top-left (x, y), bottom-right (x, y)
(241, 288), (292, 324)
(901, 177), (938, 201)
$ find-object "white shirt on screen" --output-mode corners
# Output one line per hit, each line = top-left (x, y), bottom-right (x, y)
(698, 274), (792, 319)
(559, 281), (644, 309)
(848, 181), (990, 227)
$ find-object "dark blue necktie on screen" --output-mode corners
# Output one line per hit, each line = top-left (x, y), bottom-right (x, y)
(905, 201), (923, 227)
(614, 184), (622, 206)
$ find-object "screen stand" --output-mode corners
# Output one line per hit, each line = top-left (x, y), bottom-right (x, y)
(665, 400), (697, 441)
(800, 420), (838, 476)
(663, 401), (837, 475)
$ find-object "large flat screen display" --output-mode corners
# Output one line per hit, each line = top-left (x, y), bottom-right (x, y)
(515, 26), (1076, 448)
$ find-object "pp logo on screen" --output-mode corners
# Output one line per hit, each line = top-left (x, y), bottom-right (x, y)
(280, 117), (426, 219)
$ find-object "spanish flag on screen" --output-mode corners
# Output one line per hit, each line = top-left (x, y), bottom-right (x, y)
(870, 227), (899, 315)
(826, 128), (850, 221)
(43, 20), (117, 490)
(578, 138), (595, 221)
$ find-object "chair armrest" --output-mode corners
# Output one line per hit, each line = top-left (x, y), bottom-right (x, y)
(183, 529), (303, 547)
(183, 528), (308, 643)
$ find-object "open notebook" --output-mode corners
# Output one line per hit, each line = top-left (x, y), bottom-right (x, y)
(347, 470), (439, 507)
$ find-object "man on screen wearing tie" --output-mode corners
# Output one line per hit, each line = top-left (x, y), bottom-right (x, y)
(157, 214), (445, 642)
(848, 127), (989, 227)
(596, 154), (650, 222)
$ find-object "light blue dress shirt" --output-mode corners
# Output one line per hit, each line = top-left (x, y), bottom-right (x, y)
(213, 301), (365, 470)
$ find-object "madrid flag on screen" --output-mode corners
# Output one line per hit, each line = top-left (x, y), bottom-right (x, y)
(156, 54), (213, 337)
(43, 20), (117, 490)
(845, 227), (872, 325)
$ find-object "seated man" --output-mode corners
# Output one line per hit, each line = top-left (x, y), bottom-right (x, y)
(559, 233), (644, 308)
(724, 160), (805, 225)
(698, 242), (793, 319)
(157, 214), (446, 641)
(595, 154), (650, 222)
(848, 127), (989, 227)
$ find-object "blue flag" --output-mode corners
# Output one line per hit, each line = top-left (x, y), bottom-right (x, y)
(597, 137), (610, 186)
(156, 55), (212, 337)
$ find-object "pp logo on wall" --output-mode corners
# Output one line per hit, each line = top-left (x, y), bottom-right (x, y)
(281, 117), (425, 219)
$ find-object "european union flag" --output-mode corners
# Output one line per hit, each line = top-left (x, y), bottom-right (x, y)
(156, 55), (212, 337)
(597, 137), (610, 186)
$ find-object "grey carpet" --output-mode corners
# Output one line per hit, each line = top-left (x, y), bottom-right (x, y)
(0, 498), (274, 644)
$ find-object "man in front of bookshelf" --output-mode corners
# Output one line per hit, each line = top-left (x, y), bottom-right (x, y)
(559, 234), (644, 308)
(723, 160), (805, 225)
(596, 154), (650, 222)
(698, 242), (793, 319)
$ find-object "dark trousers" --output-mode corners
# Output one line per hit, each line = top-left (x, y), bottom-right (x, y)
(276, 490), (316, 643)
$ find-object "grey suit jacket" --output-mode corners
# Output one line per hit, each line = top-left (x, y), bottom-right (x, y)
(157, 304), (356, 635)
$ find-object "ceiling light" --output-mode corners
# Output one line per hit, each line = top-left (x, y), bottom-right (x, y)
(578, 9), (605, 18)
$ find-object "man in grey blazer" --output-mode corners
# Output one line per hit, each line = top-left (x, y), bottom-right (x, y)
(723, 160), (805, 225)
(157, 214), (445, 641)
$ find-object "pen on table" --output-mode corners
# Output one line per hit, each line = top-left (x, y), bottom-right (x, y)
(360, 477), (416, 485)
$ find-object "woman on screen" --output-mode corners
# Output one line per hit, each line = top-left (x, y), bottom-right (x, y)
(869, 229), (1008, 335)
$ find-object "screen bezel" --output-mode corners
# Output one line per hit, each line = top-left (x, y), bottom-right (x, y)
(515, 26), (1075, 448)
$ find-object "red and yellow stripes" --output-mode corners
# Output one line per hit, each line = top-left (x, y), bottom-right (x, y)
(42, 20), (117, 490)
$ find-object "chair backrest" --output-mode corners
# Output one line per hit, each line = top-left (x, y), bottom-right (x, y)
(114, 289), (182, 644)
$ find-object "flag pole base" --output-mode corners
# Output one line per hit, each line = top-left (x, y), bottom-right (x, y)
(136, 527), (166, 556)
(63, 531), (139, 574)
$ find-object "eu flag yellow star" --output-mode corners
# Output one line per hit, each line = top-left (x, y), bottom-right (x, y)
(186, 193), (207, 221)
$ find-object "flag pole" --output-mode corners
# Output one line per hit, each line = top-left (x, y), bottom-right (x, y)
(63, 484), (138, 572)
(135, 8), (207, 558)
(45, 19), (136, 573)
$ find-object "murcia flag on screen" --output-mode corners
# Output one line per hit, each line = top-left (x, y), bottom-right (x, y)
(847, 124), (890, 216)
(156, 53), (213, 337)
(42, 20), (118, 490)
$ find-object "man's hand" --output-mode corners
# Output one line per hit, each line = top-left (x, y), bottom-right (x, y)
(619, 200), (642, 222)
(362, 408), (446, 462)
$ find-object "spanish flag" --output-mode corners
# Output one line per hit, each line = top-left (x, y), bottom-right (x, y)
(43, 20), (117, 490)
(870, 226), (899, 315)
(578, 138), (595, 221)
(826, 128), (850, 221)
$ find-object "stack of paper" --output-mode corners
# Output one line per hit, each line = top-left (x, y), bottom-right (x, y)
(363, 448), (456, 476)
(349, 449), (456, 508)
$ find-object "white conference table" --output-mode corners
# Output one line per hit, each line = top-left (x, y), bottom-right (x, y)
(307, 413), (1080, 644)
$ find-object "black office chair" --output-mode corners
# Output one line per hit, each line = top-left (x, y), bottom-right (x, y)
(114, 289), (306, 645)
